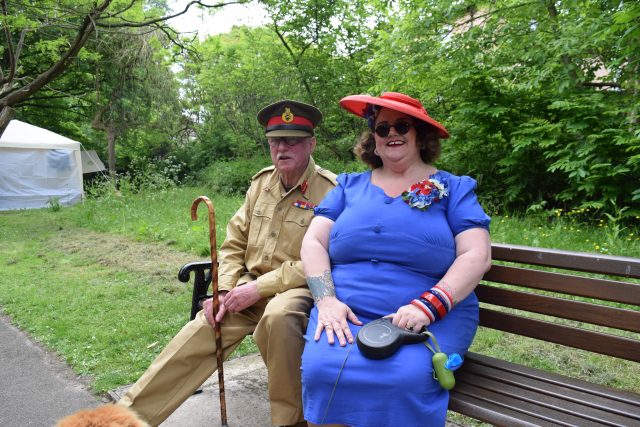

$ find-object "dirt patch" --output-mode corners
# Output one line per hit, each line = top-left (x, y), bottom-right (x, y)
(51, 228), (203, 281)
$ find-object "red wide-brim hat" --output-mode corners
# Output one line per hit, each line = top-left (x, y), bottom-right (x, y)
(339, 92), (450, 139)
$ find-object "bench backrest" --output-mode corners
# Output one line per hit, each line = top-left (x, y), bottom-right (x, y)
(478, 243), (640, 362)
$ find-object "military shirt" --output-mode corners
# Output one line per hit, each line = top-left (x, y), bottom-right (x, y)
(218, 157), (337, 297)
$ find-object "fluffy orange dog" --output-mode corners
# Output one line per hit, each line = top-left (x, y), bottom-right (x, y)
(55, 404), (149, 427)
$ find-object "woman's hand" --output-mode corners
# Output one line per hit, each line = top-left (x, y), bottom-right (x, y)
(315, 296), (362, 346)
(388, 303), (430, 332)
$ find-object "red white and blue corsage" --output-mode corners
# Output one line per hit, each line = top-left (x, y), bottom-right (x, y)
(401, 178), (448, 211)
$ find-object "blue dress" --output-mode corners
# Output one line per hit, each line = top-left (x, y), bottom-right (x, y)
(301, 170), (491, 427)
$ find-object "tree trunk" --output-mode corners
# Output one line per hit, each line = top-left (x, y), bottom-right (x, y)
(545, 0), (579, 83)
(0, 106), (15, 137)
(630, 62), (639, 130)
(107, 127), (117, 178)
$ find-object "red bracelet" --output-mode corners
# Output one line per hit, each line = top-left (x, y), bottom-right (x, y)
(411, 299), (436, 322)
(421, 292), (447, 319)
(430, 287), (453, 311)
(434, 284), (454, 305)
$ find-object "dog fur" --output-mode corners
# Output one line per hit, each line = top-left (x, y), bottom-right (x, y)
(55, 404), (149, 427)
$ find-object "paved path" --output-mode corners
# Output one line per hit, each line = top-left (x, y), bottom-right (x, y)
(109, 353), (271, 426)
(1, 312), (464, 426)
(0, 312), (273, 426)
(0, 314), (102, 427)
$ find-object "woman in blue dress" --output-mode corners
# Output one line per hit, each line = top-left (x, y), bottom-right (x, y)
(300, 92), (492, 427)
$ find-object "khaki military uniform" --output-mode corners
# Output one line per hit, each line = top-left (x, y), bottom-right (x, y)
(119, 158), (336, 426)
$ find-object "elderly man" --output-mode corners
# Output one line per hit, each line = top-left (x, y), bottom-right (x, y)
(119, 100), (336, 427)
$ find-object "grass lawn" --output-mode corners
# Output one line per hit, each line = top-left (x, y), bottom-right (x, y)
(1, 186), (638, 401)
(0, 188), (255, 393)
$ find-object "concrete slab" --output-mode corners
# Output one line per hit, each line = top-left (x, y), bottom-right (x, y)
(1, 308), (465, 427)
(108, 353), (272, 426)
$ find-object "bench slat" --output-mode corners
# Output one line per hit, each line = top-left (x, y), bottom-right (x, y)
(451, 352), (640, 426)
(484, 264), (640, 305)
(476, 285), (640, 333)
(448, 392), (561, 427)
(451, 383), (621, 427)
(464, 352), (640, 406)
(491, 243), (640, 278)
(458, 357), (640, 420)
(479, 308), (640, 362)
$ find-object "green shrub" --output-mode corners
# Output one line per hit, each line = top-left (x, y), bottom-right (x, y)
(198, 156), (273, 195)
(46, 197), (62, 212)
(314, 157), (367, 175)
(196, 154), (370, 196)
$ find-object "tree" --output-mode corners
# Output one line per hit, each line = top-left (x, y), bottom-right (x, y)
(180, 27), (296, 161)
(0, 0), (246, 135)
(255, 0), (385, 158)
(366, 0), (639, 216)
(91, 29), (182, 175)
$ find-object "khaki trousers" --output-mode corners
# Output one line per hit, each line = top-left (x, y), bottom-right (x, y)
(118, 287), (313, 426)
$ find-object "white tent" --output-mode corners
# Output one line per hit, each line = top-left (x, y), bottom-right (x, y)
(0, 120), (85, 210)
(81, 149), (106, 174)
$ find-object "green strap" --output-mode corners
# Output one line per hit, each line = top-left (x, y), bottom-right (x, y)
(421, 329), (441, 354)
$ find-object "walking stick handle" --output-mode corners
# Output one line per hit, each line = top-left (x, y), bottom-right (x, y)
(191, 197), (220, 315)
(191, 196), (229, 426)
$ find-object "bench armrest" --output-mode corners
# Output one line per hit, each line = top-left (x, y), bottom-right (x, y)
(178, 261), (212, 320)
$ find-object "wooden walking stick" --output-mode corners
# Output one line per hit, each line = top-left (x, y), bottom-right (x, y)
(191, 196), (228, 427)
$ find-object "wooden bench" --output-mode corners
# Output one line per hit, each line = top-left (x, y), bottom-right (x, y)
(178, 260), (214, 321)
(450, 243), (640, 426)
(178, 243), (640, 426)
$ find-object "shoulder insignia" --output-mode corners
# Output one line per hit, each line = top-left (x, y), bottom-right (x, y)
(316, 166), (338, 185)
(252, 165), (276, 180)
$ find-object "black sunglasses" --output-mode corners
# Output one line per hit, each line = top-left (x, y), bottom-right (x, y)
(374, 121), (413, 137)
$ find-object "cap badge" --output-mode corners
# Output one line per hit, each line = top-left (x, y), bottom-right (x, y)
(281, 107), (295, 123)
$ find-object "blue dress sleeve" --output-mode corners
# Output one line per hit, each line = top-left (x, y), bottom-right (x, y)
(313, 173), (347, 221)
(446, 175), (491, 236)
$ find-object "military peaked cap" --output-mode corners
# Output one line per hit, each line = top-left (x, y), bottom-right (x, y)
(257, 99), (323, 137)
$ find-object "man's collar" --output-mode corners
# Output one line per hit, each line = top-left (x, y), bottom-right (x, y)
(271, 157), (316, 199)
(293, 157), (316, 199)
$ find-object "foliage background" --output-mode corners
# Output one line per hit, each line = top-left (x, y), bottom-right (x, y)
(1, 0), (639, 406)
(2, 0), (639, 221)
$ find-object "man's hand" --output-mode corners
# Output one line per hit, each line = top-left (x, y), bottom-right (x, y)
(223, 280), (262, 314)
(203, 291), (228, 327)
